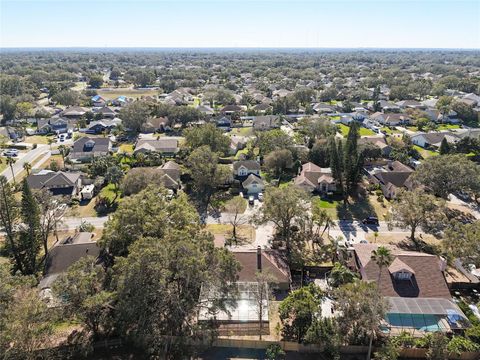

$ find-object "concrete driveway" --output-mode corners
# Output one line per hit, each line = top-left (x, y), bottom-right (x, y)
(1, 144), (50, 183)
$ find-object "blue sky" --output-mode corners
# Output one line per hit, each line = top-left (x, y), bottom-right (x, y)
(1, 0), (479, 48)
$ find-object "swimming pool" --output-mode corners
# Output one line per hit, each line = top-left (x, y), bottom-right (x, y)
(386, 313), (447, 332)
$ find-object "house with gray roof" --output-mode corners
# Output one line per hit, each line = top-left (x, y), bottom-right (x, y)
(134, 138), (179, 156)
(26, 170), (83, 197)
(70, 137), (111, 162)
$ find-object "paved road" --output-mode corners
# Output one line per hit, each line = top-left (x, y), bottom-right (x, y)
(1, 145), (50, 182)
(60, 216), (109, 230)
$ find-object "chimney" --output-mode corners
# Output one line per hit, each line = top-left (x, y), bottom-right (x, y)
(257, 246), (262, 272)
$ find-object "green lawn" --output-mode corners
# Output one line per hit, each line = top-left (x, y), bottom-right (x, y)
(380, 127), (401, 135)
(337, 124), (375, 137)
(316, 198), (340, 209)
(100, 183), (119, 201)
(118, 143), (134, 154)
(234, 148), (249, 160)
(223, 197), (247, 214)
(0, 157), (7, 173)
(230, 127), (253, 137)
(413, 145), (438, 159)
(437, 124), (461, 130)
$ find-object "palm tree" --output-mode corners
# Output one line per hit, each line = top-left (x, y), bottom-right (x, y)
(23, 161), (32, 176)
(367, 246), (393, 360)
(6, 157), (16, 184)
(58, 145), (70, 169)
(47, 137), (55, 150)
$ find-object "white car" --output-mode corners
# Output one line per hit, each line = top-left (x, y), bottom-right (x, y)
(3, 149), (19, 157)
(258, 193), (264, 202)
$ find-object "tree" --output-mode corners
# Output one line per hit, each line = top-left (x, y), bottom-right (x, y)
(22, 161), (32, 176)
(119, 100), (151, 132)
(100, 186), (199, 257)
(329, 136), (345, 200)
(343, 122), (362, 197)
(0, 286), (54, 359)
(224, 196), (247, 245)
(438, 138), (451, 155)
(436, 96), (453, 122)
(58, 144), (70, 169)
(0, 95), (17, 121)
(443, 221), (480, 267)
(371, 246), (393, 286)
(35, 189), (64, 261)
(184, 123), (230, 155)
(54, 256), (114, 339)
(105, 165), (124, 203)
(388, 189), (445, 243)
(413, 154), (480, 199)
(425, 333), (449, 360)
(329, 262), (357, 287)
(256, 129), (293, 156)
(188, 146), (230, 212)
(257, 185), (308, 262)
(113, 232), (239, 358)
(278, 284), (322, 342)
(251, 271), (274, 340)
(373, 339), (400, 360)
(265, 344), (286, 360)
(6, 156), (16, 184)
(334, 281), (388, 347)
(88, 74), (103, 89)
(305, 317), (341, 359)
(15, 101), (33, 120)
(264, 149), (293, 179)
(52, 89), (79, 106)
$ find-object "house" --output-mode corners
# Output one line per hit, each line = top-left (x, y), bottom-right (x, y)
(216, 116), (232, 130)
(221, 104), (243, 115)
(91, 95), (106, 107)
(93, 106), (116, 119)
(158, 160), (181, 190)
(411, 132), (459, 149)
(39, 233), (100, 290)
(85, 118), (121, 134)
(253, 103), (272, 114)
(134, 138), (179, 156)
(0, 126), (25, 142)
(252, 115), (281, 130)
(233, 160), (261, 178)
(294, 162), (336, 194)
(396, 100), (424, 110)
(70, 137), (111, 162)
(61, 106), (87, 119)
(196, 105), (215, 117)
(229, 135), (248, 156)
(26, 170), (83, 197)
(141, 117), (169, 133)
(242, 174), (265, 195)
(365, 160), (414, 199)
(313, 103), (336, 114)
(36, 118), (73, 135)
(370, 112), (410, 126)
(198, 247), (290, 335)
(376, 100), (401, 112)
(111, 96), (129, 107)
(358, 136), (392, 157)
(351, 244), (470, 334)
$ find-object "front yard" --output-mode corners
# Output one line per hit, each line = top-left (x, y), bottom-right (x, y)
(337, 124), (375, 137)
(413, 145), (438, 159)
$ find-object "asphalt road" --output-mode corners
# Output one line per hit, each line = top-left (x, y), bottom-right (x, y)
(1, 144), (50, 183)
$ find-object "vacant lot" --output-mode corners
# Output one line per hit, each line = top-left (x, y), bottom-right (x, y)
(97, 87), (158, 100)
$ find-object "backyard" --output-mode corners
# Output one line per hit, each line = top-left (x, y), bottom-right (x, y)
(337, 124), (375, 137)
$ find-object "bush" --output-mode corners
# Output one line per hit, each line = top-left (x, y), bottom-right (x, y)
(447, 335), (480, 354)
(49, 160), (59, 171)
(32, 143), (37, 149)
(265, 344), (285, 360)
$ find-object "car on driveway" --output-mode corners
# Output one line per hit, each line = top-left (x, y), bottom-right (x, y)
(362, 216), (379, 225)
(248, 195), (255, 206)
(3, 149), (19, 157)
(258, 193), (264, 202)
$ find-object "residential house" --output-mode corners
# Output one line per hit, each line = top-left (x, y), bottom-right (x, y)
(158, 160), (181, 190)
(253, 103), (272, 114)
(134, 138), (179, 156)
(370, 112), (410, 126)
(294, 162), (336, 194)
(216, 116), (232, 130)
(221, 104), (243, 115)
(252, 115), (281, 130)
(351, 244), (469, 334)
(229, 135), (248, 156)
(85, 118), (121, 134)
(196, 105), (215, 117)
(39, 233), (100, 290)
(376, 100), (401, 112)
(141, 117), (169, 133)
(26, 170), (83, 197)
(411, 132), (459, 149)
(61, 106), (87, 119)
(242, 174), (265, 195)
(198, 247), (290, 335)
(0, 126), (25, 142)
(36, 118), (71, 135)
(365, 160), (414, 199)
(93, 106), (116, 119)
(358, 136), (392, 157)
(395, 100), (425, 110)
(233, 160), (261, 178)
(111, 96), (129, 107)
(70, 137), (111, 162)
(91, 95), (106, 107)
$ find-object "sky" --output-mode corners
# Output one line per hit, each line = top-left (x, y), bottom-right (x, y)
(1, 0), (479, 49)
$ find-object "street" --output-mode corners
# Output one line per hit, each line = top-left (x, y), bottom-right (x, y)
(1, 144), (50, 183)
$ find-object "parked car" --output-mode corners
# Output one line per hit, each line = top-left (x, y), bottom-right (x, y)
(3, 149), (19, 157)
(248, 195), (255, 206)
(362, 216), (379, 225)
(258, 193), (264, 201)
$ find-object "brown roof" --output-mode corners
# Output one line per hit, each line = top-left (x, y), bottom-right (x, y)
(353, 244), (451, 299)
(232, 249), (290, 285)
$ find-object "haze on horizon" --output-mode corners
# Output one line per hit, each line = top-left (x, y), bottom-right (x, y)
(1, 0), (479, 49)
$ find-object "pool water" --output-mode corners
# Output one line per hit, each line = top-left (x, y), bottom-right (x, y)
(386, 313), (447, 332)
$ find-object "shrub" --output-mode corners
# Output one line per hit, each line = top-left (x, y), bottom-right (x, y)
(265, 344), (285, 360)
(447, 335), (480, 354)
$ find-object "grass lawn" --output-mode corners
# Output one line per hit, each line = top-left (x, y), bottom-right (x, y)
(39, 154), (63, 170)
(359, 127), (376, 136)
(380, 127), (401, 135)
(100, 183), (119, 202)
(331, 115), (341, 120)
(0, 157), (7, 173)
(316, 198), (340, 209)
(337, 124), (350, 137)
(24, 135), (54, 145)
(230, 127), (254, 137)
(437, 124), (461, 130)
(223, 196), (247, 213)
(97, 88), (158, 100)
(413, 145), (438, 159)
(205, 224), (256, 244)
(234, 148), (249, 160)
(118, 143), (134, 154)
